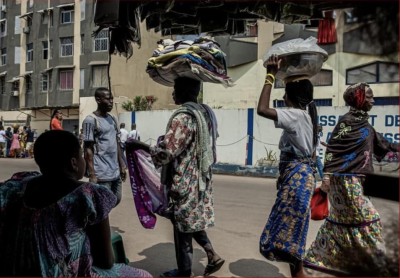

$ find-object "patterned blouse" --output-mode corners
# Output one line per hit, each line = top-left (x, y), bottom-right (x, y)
(160, 112), (215, 233)
(0, 172), (150, 277)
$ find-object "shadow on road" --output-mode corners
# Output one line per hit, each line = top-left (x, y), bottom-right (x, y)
(127, 242), (209, 276)
(127, 241), (284, 277)
(229, 258), (285, 277)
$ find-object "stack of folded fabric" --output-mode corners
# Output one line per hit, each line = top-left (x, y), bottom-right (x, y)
(146, 37), (235, 87)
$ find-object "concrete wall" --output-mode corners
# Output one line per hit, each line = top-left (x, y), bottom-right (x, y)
(117, 105), (399, 166)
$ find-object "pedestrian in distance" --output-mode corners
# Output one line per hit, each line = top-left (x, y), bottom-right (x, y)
(119, 123), (129, 164)
(82, 87), (127, 206)
(257, 54), (318, 277)
(0, 125), (6, 157)
(128, 123), (140, 141)
(304, 82), (399, 276)
(4, 126), (12, 157)
(50, 109), (63, 130)
(0, 130), (152, 277)
(127, 77), (224, 277)
(10, 127), (21, 158)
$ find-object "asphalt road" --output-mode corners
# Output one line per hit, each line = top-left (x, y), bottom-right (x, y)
(0, 158), (398, 277)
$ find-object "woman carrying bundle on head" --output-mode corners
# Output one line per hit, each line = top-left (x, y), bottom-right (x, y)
(257, 54), (319, 277)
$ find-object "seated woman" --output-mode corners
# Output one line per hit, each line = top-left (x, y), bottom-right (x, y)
(0, 130), (151, 277)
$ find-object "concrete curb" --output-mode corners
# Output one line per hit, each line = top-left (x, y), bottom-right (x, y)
(212, 163), (279, 178)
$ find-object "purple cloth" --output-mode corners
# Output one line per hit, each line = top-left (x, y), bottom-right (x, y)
(126, 146), (168, 229)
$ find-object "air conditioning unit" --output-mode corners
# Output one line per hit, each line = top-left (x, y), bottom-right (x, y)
(23, 26), (30, 34)
(1, 6), (5, 12)
(12, 90), (19, 96)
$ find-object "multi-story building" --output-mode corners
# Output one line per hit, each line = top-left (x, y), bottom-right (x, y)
(0, 0), (111, 131)
(0, 1), (398, 134)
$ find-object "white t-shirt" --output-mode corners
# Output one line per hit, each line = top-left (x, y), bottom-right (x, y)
(120, 128), (129, 143)
(0, 130), (6, 143)
(128, 130), (140, 140)
(275, 108), (314, 157)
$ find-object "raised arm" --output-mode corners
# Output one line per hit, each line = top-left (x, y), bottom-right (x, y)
(257, 55), (281, 121)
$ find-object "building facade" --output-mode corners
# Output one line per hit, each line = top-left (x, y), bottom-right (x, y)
(0, 0), (110, 131)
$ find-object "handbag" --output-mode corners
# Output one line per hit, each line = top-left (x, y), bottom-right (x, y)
(310, 187), (329, 220)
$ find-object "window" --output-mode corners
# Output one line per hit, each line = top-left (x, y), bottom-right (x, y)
(80, 0), (85, 20)
(93, 30), (108, 52)
(346, 61), (399, 84)
(60, 7), (74, 24)
(12, 81), (19, 91)
(49, 40), (53, 59)
(26, 43), (33, 62)
(272, 98), (332, 108)
(374, 97), (399, 106)
(41, 11), (51, 25)
(42, 41), (48, 59)
(59, 70), (73, 90)
(60, 37), (73, 57)
(0, 76), (5, 94)
(41, 72), (50, 92)
(0, 48), (6, 65)
(275, 69), (333, 88)
(314, 99), (332, 106)
(0, 19), (6, 36)
(273, 100), (286, 108)
(25, 75), (32, 94)
(14, 16), (20, 34)
(44, 10), (54, 26)
(80, 69), (84, 89)
(92, 65), (108, 87)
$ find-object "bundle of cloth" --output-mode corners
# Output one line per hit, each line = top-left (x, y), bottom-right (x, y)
(125, 144), (170, 229)
(146, 37), (235, 87)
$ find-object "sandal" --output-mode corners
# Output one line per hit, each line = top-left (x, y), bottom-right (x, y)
(204, 258), (225, 276)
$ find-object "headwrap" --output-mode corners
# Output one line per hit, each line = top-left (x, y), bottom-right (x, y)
(343, 83), (369, 109)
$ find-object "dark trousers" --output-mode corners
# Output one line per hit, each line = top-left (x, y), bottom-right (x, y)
(173, 225), (212, 276)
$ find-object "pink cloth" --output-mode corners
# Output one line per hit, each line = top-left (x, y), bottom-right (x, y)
(10, 134), (20, 150)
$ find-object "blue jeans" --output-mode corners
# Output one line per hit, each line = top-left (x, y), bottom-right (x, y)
(97, 178), (122, 206)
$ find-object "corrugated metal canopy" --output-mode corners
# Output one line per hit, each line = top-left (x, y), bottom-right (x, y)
(93, 0), (398, 58)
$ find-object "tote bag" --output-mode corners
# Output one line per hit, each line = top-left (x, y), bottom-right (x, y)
(310, 187), (329, 220)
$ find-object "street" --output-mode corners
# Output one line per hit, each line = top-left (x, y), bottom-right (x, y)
(0, 158), (398, 277)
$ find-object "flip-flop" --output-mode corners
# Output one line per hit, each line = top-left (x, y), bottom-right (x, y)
(203, 258), (225, 276)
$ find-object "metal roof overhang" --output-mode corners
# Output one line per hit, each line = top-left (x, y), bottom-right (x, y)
(19, 12), (33, 18)
(57, 3), (75, 8)
(88, 61), (109, 65)
(55, 65), (75, 69)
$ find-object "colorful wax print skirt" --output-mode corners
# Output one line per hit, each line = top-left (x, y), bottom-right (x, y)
(304, 174), (386, 275)
(260, 160), (315, 264)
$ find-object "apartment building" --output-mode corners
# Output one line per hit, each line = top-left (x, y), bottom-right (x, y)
(0, 0), (110, 131)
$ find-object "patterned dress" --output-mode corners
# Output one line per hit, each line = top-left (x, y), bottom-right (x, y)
(0, 172), (151, 277)
(304, 108), (399, 274)
(156, 107), (215, 233)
